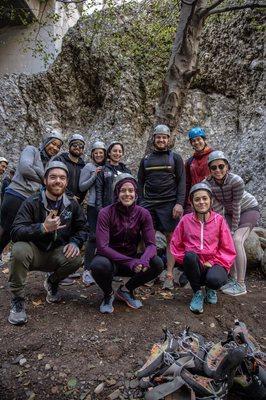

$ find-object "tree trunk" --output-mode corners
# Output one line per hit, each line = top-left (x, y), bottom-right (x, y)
(146, 0), (207, 152)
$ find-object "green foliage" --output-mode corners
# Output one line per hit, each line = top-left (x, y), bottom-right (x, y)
(80, 0), (180, 97)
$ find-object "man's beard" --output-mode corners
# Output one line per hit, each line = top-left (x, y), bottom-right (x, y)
(47, 184), (65, 197)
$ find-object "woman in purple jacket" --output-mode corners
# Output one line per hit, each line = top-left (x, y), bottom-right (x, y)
(90, 173), (163, 314)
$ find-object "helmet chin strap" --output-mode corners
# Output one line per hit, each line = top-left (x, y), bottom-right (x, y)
(193, 204), (212, 221)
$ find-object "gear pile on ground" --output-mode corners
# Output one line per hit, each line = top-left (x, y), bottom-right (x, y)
(136, 320), (266, 399)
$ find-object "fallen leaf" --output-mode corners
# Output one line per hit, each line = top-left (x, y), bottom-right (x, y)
(37, 353), (45, 360)
(32, 299), (44, 307)
(67, 377), (77, 389)
(94, 382), (105, 394)
(80, 294), (87, 299)
(160, 292), (174, 300)
(98, 328), (107, 333)
(2, 268), (9, 274)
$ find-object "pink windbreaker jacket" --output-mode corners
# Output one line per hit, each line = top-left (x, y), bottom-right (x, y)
(170, 211), (236, 271)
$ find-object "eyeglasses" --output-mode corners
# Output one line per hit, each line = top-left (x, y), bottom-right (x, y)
(210, 164), (226, 171)
(71, 143), (84, 149)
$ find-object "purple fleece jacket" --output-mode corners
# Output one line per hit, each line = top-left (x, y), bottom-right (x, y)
(96, 202), (157, 270)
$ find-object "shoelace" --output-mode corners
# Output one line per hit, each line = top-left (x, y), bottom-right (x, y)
(13, 298), (23, 312)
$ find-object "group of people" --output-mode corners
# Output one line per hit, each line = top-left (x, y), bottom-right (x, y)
(0, 124), (260, 326)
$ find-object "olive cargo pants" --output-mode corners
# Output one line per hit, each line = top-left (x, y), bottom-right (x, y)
(9, 241), (82, 298)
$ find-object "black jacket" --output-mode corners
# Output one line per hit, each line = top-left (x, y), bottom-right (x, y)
(137, 150), (186, 206)
(53, 152), (85, 203)
(11, 190), (88, 252)
(95, 162), (131, 211)
(1, 176), (11, 201)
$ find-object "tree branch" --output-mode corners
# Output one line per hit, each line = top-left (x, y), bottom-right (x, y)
(208, 2), (266, 15)
(198, 0), (226, 17)
(56, 0), (87, 4)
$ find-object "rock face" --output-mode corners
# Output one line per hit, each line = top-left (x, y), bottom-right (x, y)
(244, 231), (263, 266)
(0, 3), (264, 219)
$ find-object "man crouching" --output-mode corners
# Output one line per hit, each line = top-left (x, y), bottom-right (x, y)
(8, 161), (88, 325)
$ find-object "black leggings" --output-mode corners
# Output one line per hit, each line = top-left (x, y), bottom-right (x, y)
(0, 193), (25, 255)
(90, 255), (163, 296)
(84, 206), (98, 270)
(183, 252), (228, 293)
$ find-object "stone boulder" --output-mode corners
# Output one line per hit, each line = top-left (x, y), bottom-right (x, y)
(244, 230), (264, 267)
(261, 249), (266, 276)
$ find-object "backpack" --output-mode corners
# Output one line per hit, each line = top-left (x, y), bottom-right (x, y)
(144, 151), (175, 172)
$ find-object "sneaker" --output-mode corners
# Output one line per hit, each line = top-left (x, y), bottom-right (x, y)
(162, 277), (174, 291)
(112, 276), (123, 283)
(60, 277), (75, 286)
(220, 277), (236, 292)
(116, 287), (143, 309)
(8, 297), (27, 325)
(100, 293), (115, 314)
(205, 288), (217, 304)
(44, 277), (61, 303)
(82, 270), (95, 286)
(222, 282), (247, 296)
(144, 279), (155, 287)
(68, 271), (82, 278)
(190, 290), (204, 314)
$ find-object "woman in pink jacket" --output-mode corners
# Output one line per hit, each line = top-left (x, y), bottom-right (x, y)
(170, 182), (236, 314)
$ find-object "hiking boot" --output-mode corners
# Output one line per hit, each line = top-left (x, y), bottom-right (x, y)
(116, 287), (143, 309)
(100, 293), (115, 314)
(44, 277), (61, 304)
(222, 282), (247, 296)
(189, 290), (204, 314)
(205, 288), (217, 304)
(220, 277), (236, 292)
(8, 297), (27, 325)
(82, 270), (95, 286)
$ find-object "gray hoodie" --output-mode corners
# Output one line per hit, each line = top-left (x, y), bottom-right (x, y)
(79, 162), (98, 206)
(8, 145), (44, 198)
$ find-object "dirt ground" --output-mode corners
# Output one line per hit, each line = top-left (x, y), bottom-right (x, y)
(0, 264), (265, 400)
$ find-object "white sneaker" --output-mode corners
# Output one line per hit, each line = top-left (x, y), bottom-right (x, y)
(220, 277), (236, 292)
(222, 282), (247, 296)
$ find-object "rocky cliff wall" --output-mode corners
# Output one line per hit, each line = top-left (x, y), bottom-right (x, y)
(0, 2), (264, 220)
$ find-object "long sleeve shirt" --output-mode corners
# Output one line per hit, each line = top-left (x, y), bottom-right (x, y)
(96, 202), (156, 270)
(206, 173), (258, 232)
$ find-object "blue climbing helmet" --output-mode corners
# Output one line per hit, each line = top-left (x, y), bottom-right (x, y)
(188, 127), (206, 140)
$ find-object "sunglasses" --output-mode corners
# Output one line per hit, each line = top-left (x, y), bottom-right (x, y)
(71, 143), (84, 149)
(210, 164), (226, 171)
